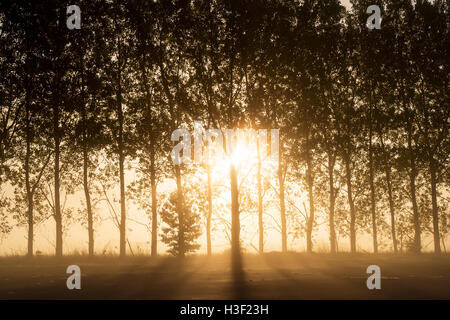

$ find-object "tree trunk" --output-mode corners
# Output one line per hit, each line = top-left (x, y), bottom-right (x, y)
(369, 117), (378, 253)
(257, 139), (264, 254)
(206, 160), (212, 256)
(328, 153), (337, 254)
(118, 85), (126, 258)
(27, 195), (34, 257)
(407, 120), (421, 253)
(278, 142), (287, 253)
(150, 139), (158, 257)
(420, 82), (441, 255)
(116, 27), (126, 257)
(175, 165), (185, 258)
(429, 158), (441, 254)
(345, 156), (356, 253)
(81, 56), (94, 257)
(115, 23), (127, 258)
(380, 132), (398, 254)
(385, 166), (398, 253)
(53, 104), (63, 257)
(305, 136), (314, 253)
(83, 142), (94, 257)
(25, 108), (33, 257)
(230, 163), (241, 273)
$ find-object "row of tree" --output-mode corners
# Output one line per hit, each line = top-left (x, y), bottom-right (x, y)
(0, 0), (448, 260)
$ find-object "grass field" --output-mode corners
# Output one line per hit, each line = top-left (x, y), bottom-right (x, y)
(0, 253), (449, 299)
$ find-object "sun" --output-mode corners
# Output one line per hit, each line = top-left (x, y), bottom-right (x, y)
(230, 143), (251, 167)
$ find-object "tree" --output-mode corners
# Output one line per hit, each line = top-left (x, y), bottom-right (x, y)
(411, 0), (449, 254)
(3, 0), (54, 256)
(0, 4), (22, 239)
(126, 0), (168, 257)
(338, 12), (362, 253)
(67, 0), (110, 256)
(100, 1), (135, 257)
(384, 0), (423, 253)
(160, 190), (202, 257)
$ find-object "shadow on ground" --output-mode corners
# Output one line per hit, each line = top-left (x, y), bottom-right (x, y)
(0, 253), (449, 299)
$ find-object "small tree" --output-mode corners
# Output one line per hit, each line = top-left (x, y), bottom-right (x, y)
(160, 191), (202, 257)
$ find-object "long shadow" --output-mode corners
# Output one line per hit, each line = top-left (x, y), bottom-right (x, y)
(261, 254), (369, 299)
(107, 257), (209, 299)
(261, 253), (450, 299)
(20, 256), (209, 299)
(231, 251), (247, 299)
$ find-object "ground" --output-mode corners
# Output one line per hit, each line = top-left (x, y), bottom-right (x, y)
(0, 253), (449, 299)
